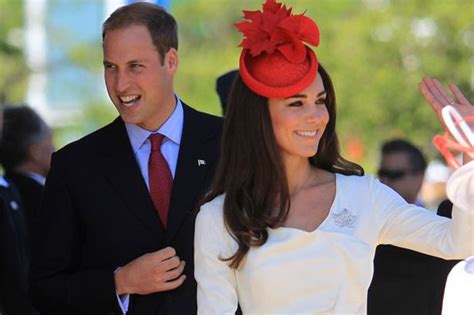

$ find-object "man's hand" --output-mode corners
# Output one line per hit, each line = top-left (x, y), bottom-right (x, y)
(114, 247), (186, 295)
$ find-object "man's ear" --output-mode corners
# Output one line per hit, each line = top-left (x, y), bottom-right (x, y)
(165, 48), (178, 75)
(28, 143), (40, 163)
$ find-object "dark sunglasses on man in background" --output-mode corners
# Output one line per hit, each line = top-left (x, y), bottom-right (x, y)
(377, 168), (417, 180)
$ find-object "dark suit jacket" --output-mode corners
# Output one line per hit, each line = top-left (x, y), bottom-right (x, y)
(0, 180), (33, 315)
(368, 245), (444, 315)
(5, 171), (43, 237)
(31, 104), (223, 314)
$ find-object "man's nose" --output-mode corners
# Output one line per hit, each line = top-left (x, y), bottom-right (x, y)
(116, 70), (131, 92)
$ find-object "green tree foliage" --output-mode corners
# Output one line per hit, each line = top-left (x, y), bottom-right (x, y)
(0, 0), (29, 104)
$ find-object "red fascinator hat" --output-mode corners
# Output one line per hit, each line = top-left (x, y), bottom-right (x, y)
(235, 0), (320, 98)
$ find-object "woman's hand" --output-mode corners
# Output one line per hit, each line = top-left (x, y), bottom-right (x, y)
(419, 76), (473, 164)
(419, 76), (473, 129)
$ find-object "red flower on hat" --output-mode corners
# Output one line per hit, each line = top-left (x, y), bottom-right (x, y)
(235, 0), (319, 64)
(236, 0), (320, 98)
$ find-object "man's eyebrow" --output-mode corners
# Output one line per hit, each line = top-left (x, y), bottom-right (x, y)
(127, 59), (145, 64)
(102, 59), (146, 66)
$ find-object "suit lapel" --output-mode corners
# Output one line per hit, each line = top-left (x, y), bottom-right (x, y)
(166, 105), (217, 242)
(100, 118), (164, 234)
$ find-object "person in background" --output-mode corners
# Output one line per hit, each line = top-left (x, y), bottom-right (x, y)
(0, 105), (55, 235)
(215, 69), (239, 115)
(368, 138), (444, 315)
(193, 0), (473, 314)
(30, 2), (222, 314)
(0, 105), (36, 314)
(422, 157), (452, 209)
(377, 139), (427, 206)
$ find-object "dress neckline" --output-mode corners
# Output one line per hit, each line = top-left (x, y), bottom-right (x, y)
(269, 173), (339, 234)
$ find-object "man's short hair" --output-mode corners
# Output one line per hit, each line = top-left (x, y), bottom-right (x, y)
(102, 2), (178, 64)
(381, 139), (427, 173)
(0, 106), (49, 171)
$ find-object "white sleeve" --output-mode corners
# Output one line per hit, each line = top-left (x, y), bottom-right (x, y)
(115, 293), (129, 314)
(446, 160), (474, 214)
(114, 268), (129, 314)
(371, 176), (474, 259)
(194, 199), (239, 315)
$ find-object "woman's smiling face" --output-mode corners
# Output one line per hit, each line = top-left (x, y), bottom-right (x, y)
(268, 73), (329, 162)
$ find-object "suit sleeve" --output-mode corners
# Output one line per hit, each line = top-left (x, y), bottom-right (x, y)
(0, 199), (32, 315)
(194, 199), (239, 315)
(30, 151), (123, 314)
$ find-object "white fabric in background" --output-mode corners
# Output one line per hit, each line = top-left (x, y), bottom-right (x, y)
(442, 256), (474, 315)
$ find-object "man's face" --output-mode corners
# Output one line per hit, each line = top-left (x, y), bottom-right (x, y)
(378, 152), (424, 204)
(30, 127), (55, 177)
(103, 25), (178, 131)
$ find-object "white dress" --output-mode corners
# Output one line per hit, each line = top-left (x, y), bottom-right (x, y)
(195, 163), (474, 315)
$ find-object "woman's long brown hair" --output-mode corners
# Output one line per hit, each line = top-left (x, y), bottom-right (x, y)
(200, 64), (364, 269)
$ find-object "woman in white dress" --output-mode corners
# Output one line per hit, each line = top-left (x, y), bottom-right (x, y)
(194, 0), (474, 314)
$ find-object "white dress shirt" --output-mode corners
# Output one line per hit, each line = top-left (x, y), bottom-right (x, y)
(0, 176), (9, 188)
(25, 171), (46, 186)
(125, 98), (183, 185)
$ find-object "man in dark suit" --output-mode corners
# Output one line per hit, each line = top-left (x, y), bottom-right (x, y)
(0, 178), (33, 314)
(0, 107), (35, 314)
(1, 106), (54, 234)
(30, 3), (222, 314)
(368, 139), (443, 315)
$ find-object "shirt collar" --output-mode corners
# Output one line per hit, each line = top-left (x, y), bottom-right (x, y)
(125, 96), (184, 154)
(25, 172), (46, 186)
(0, 176), (9, 188)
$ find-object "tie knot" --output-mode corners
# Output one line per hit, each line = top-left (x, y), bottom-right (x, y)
(149, 133), (165, 152)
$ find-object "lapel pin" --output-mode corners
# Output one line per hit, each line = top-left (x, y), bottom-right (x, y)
(197, 159), (206, 166)
(10, 201), (19, 210)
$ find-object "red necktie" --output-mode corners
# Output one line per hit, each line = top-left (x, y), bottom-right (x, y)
(148, 133), (173, 228)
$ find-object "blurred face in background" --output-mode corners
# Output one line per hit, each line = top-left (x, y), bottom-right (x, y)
(378, 151), (425, 204)
(30, 126), (55, 177)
